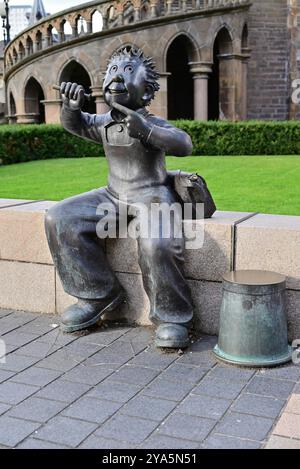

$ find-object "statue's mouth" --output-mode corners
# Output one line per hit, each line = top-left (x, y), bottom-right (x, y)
(107, 83), (127, 95)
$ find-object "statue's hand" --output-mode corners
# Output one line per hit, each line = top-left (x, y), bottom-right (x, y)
(60, 82), (85, 111)
(111, 102), (152, 141)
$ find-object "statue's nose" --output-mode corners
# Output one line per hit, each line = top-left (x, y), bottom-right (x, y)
(112, 74), (124, 83)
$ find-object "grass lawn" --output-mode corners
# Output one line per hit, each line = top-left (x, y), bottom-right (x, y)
(0, 156), (299, 216)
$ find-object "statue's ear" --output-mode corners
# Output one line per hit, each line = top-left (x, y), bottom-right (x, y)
(142, 84), (155, 105)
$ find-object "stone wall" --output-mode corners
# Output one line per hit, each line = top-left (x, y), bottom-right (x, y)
(247, 0), (290, 120)
(0, 198), (299, 342)
(288, 0), (300, 119)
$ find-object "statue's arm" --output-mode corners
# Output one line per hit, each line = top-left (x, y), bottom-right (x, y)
(59, 82), (104, 144)
(61, 106), (104, 144)
(147, 117), (193, 156)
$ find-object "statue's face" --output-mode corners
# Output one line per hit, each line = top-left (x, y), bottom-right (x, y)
(103, 56), (153, 110)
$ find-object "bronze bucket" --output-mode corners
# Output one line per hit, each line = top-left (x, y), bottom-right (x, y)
(213, 270), (292, 367)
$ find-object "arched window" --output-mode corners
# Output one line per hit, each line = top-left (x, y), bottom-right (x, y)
(92, 10), (103, 33)
(208, 27), (233, 120)
(76, 16), (87, 35)
(18, 42), (25, 60)
(35, 30), (42, 51)
(26, 36), (33, 55)
(141, 1), (150, 20)
(60, 60), (96, 114)
(242, 23), (248, 51)
(12, 48), (18, 63)
(9, 92), (16, 116)
(124, 2), (135, 24)
(166, 35), (195, 119)
(24, 77), (45, 123)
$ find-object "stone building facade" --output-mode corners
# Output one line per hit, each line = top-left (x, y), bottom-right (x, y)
(3, 0), (300, 124)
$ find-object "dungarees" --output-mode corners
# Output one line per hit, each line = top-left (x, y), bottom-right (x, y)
(45, 111), (193, 327)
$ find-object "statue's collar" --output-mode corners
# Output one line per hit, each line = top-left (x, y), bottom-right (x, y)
(108, 107), (149, 124)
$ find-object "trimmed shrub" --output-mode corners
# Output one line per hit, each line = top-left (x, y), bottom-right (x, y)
(0, 124), (103, 165)
(175, 120), (300, 156)
(0, 120), (300, 165)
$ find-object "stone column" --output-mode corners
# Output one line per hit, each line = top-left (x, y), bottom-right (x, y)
(241, 48), (251, 120)
(148, 72), (170, 119)
(150, 1), (158, 17)
(166, 0), (173, 15)
(71, 25), (77, 38)
(90, 85), (109, 114)
(16, 113), (39, 124)
(33, 41), (39, 54)
(134, 7), (140, 21)
(42, 100), (62, 124)
(189, 62), (212, 121)
(86, 20), (93, 34)
(218, 53), (248, 121)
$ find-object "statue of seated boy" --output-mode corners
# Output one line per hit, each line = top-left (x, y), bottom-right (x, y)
(45, 46), (195, 349)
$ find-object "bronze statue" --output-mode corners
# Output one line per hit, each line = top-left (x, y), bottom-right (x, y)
(45, 46), (207, 349)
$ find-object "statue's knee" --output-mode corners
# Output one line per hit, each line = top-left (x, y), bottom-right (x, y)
(45, 203), (68, 233)
(140, 237), (171, 262)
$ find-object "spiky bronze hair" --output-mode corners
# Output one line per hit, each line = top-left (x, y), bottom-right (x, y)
(108, 45), (160, 100)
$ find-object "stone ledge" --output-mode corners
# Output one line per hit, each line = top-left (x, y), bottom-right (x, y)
(236, 213), (300, 290)
(107, 211), (254, 282)
(0, 260), (55, 314)
(0, 199), (299, 339)
(0, 201), (56, 265)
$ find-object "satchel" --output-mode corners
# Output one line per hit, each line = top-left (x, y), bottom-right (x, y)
(167, 170), (217, 219)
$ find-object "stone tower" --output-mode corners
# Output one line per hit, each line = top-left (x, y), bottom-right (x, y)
(247, 0), (300, 120)
(28, 0), (47, 25)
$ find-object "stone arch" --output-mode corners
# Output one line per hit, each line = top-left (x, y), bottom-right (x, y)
(46, 24), (59, 47)
(59, 59), (96, 114)
(35, 30), (43, 51)
(210, 23), (234, 53)
(241, 23), (248, 51)
(141, 0), (150, 20)
(9, 91), (16, 116)
(76, 15), (88, 35)
(18, 41), (25, 60)
(24, 76), (45, 124)
(7, 53), (13, 67)
(91, 10), (103, 32)
(208, 26), (234, 120)
(26, 36), (33, 55)
(163, 31), (200, 71)
(165, 33), (200, 119)
(12, 47), (18, 64)
(61, 19), (72, 38)
(123, 1), (135, 24)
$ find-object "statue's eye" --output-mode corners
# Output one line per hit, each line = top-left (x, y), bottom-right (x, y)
(124, 65), (134, 73)
(110, 65), (118, 73)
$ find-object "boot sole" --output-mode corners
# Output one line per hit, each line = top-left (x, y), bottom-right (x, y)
(61, 292), (125, 333)
(155, 338), (190, 349)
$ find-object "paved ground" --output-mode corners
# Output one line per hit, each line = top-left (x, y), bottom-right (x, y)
(0, 308), (299, 449)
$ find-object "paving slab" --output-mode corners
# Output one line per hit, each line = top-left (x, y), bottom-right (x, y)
(0, 309), (298, 449)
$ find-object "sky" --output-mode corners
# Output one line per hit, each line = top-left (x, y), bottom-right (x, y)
(9, 0), (84, 14)
(0, 1), (88, 40)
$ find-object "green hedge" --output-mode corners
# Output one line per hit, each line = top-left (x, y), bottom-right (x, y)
(0, 120), (300, 165)
(175, 120), (300, 156)
(0, 124), (103, 165)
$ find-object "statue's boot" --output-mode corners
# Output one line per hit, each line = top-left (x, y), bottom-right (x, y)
(61, 292), (125, 333)
(155, 323), (189, 349)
